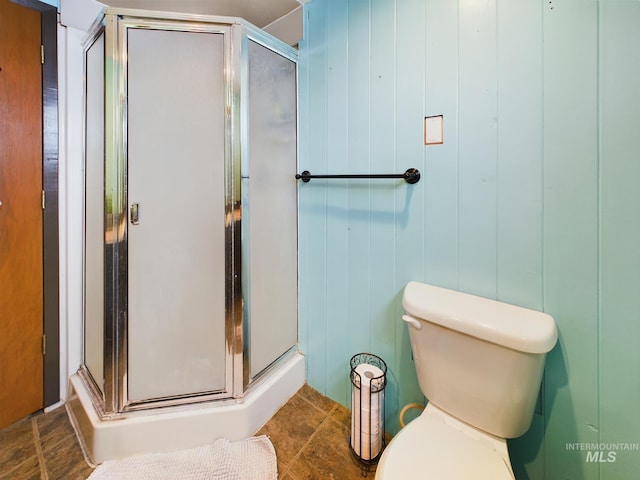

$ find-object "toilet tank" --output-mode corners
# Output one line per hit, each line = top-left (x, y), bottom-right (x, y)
(402, 281), (557, 439)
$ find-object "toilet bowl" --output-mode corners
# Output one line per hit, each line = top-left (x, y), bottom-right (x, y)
(376, 281), (557, 479)
(376, 404), (514, 479)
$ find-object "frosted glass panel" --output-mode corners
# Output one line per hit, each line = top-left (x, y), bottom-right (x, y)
(84, 32), (105, 392)
(247, 41), (298, 377)
(126, 29), (226, 401)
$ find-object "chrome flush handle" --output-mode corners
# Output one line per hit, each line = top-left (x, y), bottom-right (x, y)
(402, 315), (423, 330)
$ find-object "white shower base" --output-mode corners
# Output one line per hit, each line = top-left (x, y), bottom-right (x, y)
(67, 352), (305, 465)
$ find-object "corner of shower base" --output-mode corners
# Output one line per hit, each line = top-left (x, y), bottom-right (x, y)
(66, 352), (305, 465)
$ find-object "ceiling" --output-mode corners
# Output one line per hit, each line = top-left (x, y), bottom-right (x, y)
(101, 0), (301, 27)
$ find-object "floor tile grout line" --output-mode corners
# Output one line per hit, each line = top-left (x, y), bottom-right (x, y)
(278, 403), (339, 479)
(297, 390), (337, 417)
(0, 414), (41, 478)
(0, 441), (32, 479)
(31, 417), (48, 480)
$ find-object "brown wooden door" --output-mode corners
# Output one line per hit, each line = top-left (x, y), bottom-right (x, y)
(0, 0), (44, 430)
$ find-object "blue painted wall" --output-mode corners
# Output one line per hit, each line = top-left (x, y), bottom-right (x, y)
(298, 0), (640, 478)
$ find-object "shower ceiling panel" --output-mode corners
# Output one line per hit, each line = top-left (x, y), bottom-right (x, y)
(99, 0), (301, 27)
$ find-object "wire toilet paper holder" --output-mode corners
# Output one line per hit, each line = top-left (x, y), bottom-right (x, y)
(349, 353), (387, 476)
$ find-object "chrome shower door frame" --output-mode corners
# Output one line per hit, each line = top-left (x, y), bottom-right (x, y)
(81, 10), (246, 416)
(238, 28), (299, 387)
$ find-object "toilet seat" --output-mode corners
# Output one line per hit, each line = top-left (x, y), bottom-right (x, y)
(376, 408), (514, 480)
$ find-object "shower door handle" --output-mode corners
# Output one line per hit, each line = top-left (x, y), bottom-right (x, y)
(130, 203), (140, 225)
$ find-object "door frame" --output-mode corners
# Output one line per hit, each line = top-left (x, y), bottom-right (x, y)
(10, 0), (59, 408)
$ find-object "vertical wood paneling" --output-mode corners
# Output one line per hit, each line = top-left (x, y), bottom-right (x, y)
(345, 0), (372, 361)
(368, 0), (397, 375)
(324, 0), (350, 404)
(424, 0), (459, 290)
(298, 0), (329, 392)
(393, 0), (428, 432)
(599, 2), (640, 479)
(301, 3), (640, 478)
(496, 0), (543, 310)
(457, 0), (498, 298)
(542, 2), (600, 479)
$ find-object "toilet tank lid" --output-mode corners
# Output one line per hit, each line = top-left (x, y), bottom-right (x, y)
(402, 281), (558, 354)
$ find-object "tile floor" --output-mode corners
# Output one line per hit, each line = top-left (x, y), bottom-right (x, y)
(0, 404), (92, 480)
(0, 384), (384, 480)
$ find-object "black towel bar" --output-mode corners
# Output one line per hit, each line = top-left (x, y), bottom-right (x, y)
(295, 168), (420, 184)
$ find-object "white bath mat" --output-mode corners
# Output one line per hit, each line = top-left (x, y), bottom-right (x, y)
(86, 436), (277, 480)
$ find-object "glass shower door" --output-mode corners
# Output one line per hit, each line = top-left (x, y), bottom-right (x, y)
(84, 31), (105, 394)
(244, 39), (298, 380)
(126, 27), (228, 402)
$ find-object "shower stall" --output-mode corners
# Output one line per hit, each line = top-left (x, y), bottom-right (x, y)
(67, 8), (303, 464)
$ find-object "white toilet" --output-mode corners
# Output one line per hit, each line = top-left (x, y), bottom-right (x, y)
(376, 281), (558, 479)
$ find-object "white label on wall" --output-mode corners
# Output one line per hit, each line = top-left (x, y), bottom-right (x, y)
(424, 115), (444, 145)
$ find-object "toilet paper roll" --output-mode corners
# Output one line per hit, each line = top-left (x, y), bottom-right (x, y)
(353, 363), (385, 391)
(351, 363), (385, 460)
(351, 398), (382, 434)
(351, 429), (383, 460)
(351, 363), (384, 419)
